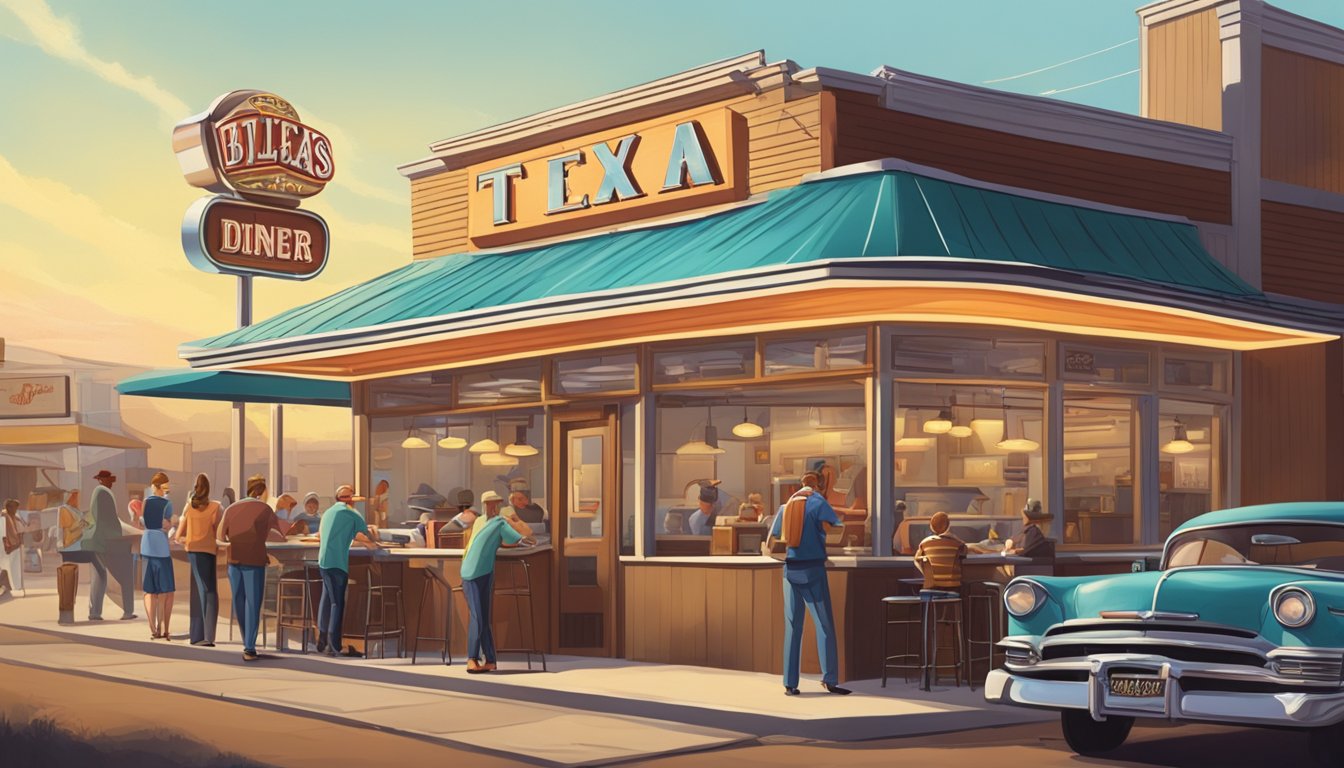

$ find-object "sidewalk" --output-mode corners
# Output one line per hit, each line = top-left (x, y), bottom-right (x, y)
(0, 578), (1048, 767)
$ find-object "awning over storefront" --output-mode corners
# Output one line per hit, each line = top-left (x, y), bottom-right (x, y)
(116, 369), (351, 407)
(0, 424), (149, 450)
(180, 159), (1338, 377)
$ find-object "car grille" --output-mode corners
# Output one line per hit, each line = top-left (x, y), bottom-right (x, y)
(1040, 642), (1266, 668)
(1274, 655), (1344, 682)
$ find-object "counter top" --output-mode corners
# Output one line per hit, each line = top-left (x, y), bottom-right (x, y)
(620, 553), (1032, 568)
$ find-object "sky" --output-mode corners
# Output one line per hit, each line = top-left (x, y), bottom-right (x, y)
(2, 0), (1342, 443)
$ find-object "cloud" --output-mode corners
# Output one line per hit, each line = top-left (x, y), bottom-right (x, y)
(0, 0), (189, 121)
(0, 0), (406, 208)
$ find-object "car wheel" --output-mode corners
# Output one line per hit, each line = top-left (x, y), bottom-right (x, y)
(1309, 724), (1344, 767)
(1060, 710), (1134, 755)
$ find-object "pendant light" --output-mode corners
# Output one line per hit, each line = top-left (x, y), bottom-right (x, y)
(732, 407), (764, 439)
(1162, 418), (1195, 454)
(677, 406), (726, 455)
(923, 407), (954, 435)
(469, 413), (500, 453)
(401, 424), (430, 449)
(996, 406), (1039, 452)
(437, 426), (466, 450)
(505, 425), (539, 457)
(480, 451), (520, 467)
(945, 396), (973, 438)
(896, 409), (933, 450)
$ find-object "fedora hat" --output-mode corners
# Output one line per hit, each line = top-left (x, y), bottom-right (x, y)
(92, 469), (116, 481)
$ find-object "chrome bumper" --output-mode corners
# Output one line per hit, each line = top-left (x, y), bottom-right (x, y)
(985, 653), (1344, 728)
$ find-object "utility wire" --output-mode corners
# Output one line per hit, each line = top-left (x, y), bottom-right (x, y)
(1040, 68), (1140, 96)
(983, 38), (1137, 84)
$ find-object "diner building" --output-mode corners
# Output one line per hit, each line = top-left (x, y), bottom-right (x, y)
(133, 0), (1344, 679)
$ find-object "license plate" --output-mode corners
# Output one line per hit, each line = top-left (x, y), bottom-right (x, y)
(1109, 675), (1165, 698)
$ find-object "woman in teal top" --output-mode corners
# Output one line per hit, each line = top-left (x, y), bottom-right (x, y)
(460, 490), (533, 673)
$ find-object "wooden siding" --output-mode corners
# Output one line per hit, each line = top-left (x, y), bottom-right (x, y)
(409, 89), (824, 259)
(1263, 46), (1344, 195)
(831, 89), (1233, 225)
(410, 169), (468, 258)
(1240, 342), (1344, 505)
(1144, 9), (1222, 131)
(1262, 201), (1344, 303)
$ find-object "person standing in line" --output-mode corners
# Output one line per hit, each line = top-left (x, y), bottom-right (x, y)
(218, 474), (285, 662)
(85, 470), (136, 621)
(140, 473), (177, 639)
(175, 474), (223, 647)
(460, 490), (535, 673)
(763, 471), (849, 696)
(56, 490), (103, 624)
(0, 499), (28, 597)
(316, 485), (381, 657)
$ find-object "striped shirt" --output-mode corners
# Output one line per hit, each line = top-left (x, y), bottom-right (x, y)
(915, 532), (967, 590)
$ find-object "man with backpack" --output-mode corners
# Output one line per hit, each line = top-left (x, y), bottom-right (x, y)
(763, 471), (850, 696)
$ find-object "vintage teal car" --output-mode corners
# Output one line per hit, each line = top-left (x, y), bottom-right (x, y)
(985, 502), (1344, 765)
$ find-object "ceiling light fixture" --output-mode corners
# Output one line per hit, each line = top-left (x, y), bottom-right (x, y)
(1162, 418), (1195, 454)
(996, 406), (1039, 452)
(505, 425), (539, 457)
(469, 413), (500, 453)
(732, 407), (764, 439)
(401, 424), (430, 449)
(678, 405), (726, 455)
(923, 407), (954, 435)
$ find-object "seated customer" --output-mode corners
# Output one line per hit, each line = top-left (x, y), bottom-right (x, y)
(505, 490), (546, 525)
(688, 481), (720, 536)
(1004, 499), (1053, 557)
(737, 492), (765, 523)
(914, 511), (967, 592)
(446, 490), (478, 531)
(287, 492), (322, 535)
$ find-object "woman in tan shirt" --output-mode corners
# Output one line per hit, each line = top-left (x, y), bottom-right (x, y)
(175, 474), (223, 646)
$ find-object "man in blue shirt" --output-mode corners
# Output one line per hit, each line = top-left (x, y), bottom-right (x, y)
(765, 471), (850, 696)
(317, 484), (381, 657)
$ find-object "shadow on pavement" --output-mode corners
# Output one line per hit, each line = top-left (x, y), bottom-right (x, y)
(0, 716), (264, 768)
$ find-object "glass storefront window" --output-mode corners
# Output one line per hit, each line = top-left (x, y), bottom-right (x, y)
(652, 339), (755, 385)
(369, 371), (453, 410)
(1158, 399), (1227, 538)
(620, 401), (637, 556)
(370, 410), (547, 544)
(763, 328), (867, 376)
(554, 352), (638, 396)
(1060, 345), (1150, 386)
(457, 363), (542, 406)
(893, 336), (1046, 379)
(654, 382), (868, 556)
(1062, 395), (1137, 546)
(1162, 353), (1231, 395)
(893, 384), (1044, 554)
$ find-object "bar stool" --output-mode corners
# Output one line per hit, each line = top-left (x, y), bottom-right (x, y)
(492, 558), (546, 672)
(880, 595), (925, 687)
(275, 562), (321, 653)
(965, 581), (1004, 690)
(879, 591), (964, 690)
(361, 563), (406, 659)
(411, 566), (455, 665)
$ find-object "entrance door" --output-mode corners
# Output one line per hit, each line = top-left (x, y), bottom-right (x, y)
(553, 411), (618, 656)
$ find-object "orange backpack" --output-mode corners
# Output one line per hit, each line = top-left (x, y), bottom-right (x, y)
(782, 489), (813, 547)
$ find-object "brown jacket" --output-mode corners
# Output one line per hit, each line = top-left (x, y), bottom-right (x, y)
(915, 532), (967, 590)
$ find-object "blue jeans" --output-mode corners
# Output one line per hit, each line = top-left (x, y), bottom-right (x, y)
(462, 572), (495, 663)
(782, 564), (839, 688)
(228, 564), (266, 654)
(188, 552), (218, 644)
(318, 567), (349, 651)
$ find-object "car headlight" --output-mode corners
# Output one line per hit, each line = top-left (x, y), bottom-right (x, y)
(1273, 587), (1315, 628)
(1004, 581), (1042, 617)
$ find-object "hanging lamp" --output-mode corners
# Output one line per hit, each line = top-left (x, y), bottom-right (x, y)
(469, 413), (500, 453)
(505, 425), (539, 457)
(1161, 418), (1195, 454)
(923, 407), (954, 435)
(401, 423), (430, 449)
(946, 396), (973, 438)
(996, 406), (1039, 452)
(677, 405), (726, 455)
(480, 451), (520, 466)
(896, 409), (933, 450)
(437, 425), (467, 450)
(732, 406), (764, 439)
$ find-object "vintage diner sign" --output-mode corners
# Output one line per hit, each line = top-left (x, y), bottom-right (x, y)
(467, 107), (747, 248)
(182, 196), (329, 280)
(173, 90), (335, 209)
(0, 376), (71, 419)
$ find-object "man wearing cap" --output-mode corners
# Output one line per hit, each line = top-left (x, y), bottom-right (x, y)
(688, 480), (721, 536)
(85, 469), (136, 621)
(763, 471), (849, 696)
(219, 474), (285, 661)
(316, 484), (381, 657)
(460, 489), (535, 672)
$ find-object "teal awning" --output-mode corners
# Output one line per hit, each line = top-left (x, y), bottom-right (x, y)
(117, 370), (350, 407)
(183, 162), (1324, 367)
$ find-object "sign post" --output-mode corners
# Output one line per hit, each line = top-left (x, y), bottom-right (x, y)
(174, 90), (335, 497)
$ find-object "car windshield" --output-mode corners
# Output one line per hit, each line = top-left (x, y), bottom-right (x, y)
(1165, 523), (1344, 571)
